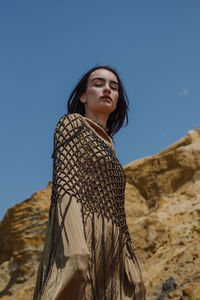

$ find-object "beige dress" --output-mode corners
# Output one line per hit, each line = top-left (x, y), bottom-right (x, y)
(33, 113), (146, 300)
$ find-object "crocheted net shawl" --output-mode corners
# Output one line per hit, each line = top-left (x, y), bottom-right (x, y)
(33, 113), (146, 300)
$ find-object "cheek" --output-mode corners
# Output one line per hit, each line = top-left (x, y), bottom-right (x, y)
(115, 93), (119, 103)
(113, 97), (118, 110)
(88, 88), (99, 98)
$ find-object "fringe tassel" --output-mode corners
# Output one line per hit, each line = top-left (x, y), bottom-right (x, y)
(92, 213), (99, 299)
(102, 216), (106, 299)
(40, 195), (72, 297)
(119, 231), (123, 300)
(83, 215), (95, 300)
(110, 221), (114, 300)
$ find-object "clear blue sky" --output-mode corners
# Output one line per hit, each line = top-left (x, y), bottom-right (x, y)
(0, 0), (199, 220)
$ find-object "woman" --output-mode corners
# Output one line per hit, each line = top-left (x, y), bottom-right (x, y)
(33, 66), (146, 300)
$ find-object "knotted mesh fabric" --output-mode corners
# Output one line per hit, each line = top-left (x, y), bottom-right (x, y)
(33, 113), (145, 300)
(51, 113), (131, 242)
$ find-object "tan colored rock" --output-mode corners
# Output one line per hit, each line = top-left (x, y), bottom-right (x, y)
(183, 282), (199, 297)
(0, 182), (52, 298)
(124, 127), (200, 299)
(0, 127), (200, 299)
(191, 284), (200, 300)
(168, 289), (182, 298)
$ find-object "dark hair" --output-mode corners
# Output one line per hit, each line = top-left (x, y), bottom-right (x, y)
(67, 65), (129, 137)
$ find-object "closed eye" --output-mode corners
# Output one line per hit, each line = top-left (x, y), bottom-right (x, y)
(94, 83), (103, 87)
(92, 78), (118, 90)
(110, 85), (118, 90)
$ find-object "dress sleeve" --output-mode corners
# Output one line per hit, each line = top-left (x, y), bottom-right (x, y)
(34, 114), (90, 300)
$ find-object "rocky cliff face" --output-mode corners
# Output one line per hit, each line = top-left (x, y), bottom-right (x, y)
(0, 127), (200, 300)
(125, 127), (200, 299)
(0, 183), (52, 299)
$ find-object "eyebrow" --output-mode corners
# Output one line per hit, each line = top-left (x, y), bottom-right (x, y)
(91, 77), (119, 86)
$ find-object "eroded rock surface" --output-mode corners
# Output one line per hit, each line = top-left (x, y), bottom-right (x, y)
(0, 183), (52, 299)
(125, 127), (200, 299)
(0, 127), (200, 299)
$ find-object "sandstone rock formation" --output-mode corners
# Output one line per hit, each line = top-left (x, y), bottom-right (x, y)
(0, 183), (52, 300)
(0, 127), (200, 299)
(125, 127), (200, 299)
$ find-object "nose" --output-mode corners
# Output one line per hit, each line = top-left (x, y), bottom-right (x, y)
(103, 84), (111, 94)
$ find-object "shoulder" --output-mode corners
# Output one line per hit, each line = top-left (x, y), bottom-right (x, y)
(53, 113), (85, 152)
(56, 113), (83, 129)
(55, 113), (84, 134)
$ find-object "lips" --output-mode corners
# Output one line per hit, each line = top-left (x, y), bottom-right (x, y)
(100, 95), (112, 101)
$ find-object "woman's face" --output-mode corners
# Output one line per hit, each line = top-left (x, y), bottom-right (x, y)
(80, 68), (119, 117)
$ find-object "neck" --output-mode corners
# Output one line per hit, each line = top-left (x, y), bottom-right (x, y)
(84, 112), (109, 129)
